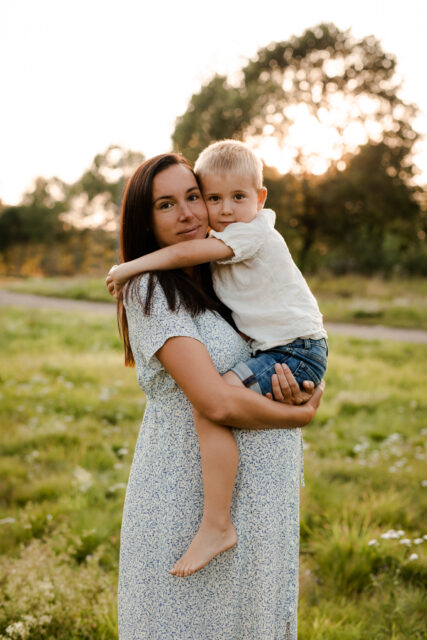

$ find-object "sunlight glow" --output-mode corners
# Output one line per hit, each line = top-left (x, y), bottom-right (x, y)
(251, 92), (401, 176)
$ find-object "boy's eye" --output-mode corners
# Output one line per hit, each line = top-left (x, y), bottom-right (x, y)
(235, 193), (245, 200)
(208, 195), (220, 202)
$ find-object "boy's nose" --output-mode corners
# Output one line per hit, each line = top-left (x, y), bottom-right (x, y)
(222, 200), (233, 214)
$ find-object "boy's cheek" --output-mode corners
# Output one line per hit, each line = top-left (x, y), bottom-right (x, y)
(206, 207), (217, 225)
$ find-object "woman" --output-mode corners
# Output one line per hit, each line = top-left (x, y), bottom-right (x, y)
(113, 153), (323, 640)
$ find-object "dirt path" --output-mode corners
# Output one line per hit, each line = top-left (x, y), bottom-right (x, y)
(1, 290), (427, 344)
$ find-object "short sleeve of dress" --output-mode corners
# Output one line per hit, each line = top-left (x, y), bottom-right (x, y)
(209, 213), (269, 264)
(123, 274), (204, 371)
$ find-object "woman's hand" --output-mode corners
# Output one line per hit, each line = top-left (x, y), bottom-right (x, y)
(266, 363), (325, 425)
(267, 363), (316, 405)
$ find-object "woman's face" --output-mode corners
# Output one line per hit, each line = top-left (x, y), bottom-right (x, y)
(151, 164), (208, 248)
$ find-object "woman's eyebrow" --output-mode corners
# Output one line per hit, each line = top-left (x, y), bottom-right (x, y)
(153, 186), (199, 204)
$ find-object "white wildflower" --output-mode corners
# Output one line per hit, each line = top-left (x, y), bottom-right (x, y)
(38, 578), (54, 600)
(117, 447), (129, 457)
(408, 553), (419, 561)
(108, 483), (127, 493)
(73, 466), (93, 492)
(394, 458), (407, 468)
(5, 621), (28, 639)
(353, 441), (369, 454)
(368, 539), (379, 546)
(413, 538), (423, 544)
(384, 433), (401, 445)
(0, 517), (15, 525)
(99, 388), (111, 402)
(399, 538), (411, 545)
(421, 480), (427, 488)
(381, 529), (400, 539)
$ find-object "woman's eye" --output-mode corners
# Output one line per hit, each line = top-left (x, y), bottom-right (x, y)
(188, 194), (199, 202)
(159, 201), (172, 210)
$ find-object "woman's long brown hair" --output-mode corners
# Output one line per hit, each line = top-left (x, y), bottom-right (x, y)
(118, 153), (234, 366)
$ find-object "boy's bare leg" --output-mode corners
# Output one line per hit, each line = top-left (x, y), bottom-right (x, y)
(170, 371), (243, 577)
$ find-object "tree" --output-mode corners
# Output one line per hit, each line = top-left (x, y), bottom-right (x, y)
(65, 145), (144, 229)
(0, 177), (68, 250)
(173, 23), (418, 174)
(0, 146), (144, 275)
(172, 23), (423, 273)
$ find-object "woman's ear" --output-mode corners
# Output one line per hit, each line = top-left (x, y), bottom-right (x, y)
(257, 187), (268, 211)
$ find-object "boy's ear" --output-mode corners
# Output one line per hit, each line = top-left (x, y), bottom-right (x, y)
(257, 187), (268, 211)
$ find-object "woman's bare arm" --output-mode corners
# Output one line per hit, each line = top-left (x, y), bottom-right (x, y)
(157, 336), (324, 430)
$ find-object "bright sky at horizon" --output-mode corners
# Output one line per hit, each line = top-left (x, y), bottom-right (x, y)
(1, 0), (427, 204)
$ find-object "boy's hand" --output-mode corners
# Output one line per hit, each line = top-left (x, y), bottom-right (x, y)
(105, 265), (123, 299)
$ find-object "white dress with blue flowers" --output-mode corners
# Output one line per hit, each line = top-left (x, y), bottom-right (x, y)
(118, 275), (302, 640)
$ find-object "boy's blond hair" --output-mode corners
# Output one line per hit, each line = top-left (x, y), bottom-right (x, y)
(194, 140), (263, 190)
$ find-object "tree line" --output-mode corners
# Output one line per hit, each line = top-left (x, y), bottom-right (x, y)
(1, 23), (426, 277)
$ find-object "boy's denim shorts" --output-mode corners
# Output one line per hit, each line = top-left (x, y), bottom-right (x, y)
(231, 338), (328, 396)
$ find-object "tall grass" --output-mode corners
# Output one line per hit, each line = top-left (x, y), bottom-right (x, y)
(0, 308), (425, 638)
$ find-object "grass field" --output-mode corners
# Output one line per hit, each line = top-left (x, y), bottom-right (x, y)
(0, 308), (426, 639)
(2, 274), (427, 330)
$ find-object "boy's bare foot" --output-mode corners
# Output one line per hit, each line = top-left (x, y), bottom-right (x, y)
(170, 521), (237, 577)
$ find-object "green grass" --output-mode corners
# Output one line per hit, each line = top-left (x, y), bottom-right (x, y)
(0, 308), (426, 639)
(0, 276), (114, 303)
(2, 274), (427, 329)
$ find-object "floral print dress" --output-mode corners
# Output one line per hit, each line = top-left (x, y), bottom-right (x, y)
(118, 275), (302, 639)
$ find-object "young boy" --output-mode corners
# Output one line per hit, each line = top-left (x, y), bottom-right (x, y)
(107, 140), (328, 577)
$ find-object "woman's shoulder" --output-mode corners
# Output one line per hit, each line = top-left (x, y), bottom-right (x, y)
(123, 274), (173, 324)
(124, 273), (162, 310)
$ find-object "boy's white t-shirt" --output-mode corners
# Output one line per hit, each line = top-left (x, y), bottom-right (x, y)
(209, 208), (327, 352)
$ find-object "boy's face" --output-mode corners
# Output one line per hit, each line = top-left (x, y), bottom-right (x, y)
(200, 172), (267, 232)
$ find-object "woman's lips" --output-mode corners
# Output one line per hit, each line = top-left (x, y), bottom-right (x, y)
(179, 225), (201, 237)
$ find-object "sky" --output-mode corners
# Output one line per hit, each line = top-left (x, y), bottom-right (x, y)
(1, 0), (427, 204)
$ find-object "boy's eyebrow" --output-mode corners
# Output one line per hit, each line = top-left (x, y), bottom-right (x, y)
(204, 188), (250, 195)
(153, 186), (199, 204)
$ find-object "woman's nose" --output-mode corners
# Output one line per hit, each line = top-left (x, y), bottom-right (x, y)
(178, 201), (194, 220)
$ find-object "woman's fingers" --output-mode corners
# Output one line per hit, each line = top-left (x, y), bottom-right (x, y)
(302, 380), (314, 393)
(275, 363), (308, 405)
(307, 380), (325, 411)
(271, 370), (290, 403)
(296, 381), (315, 404)
(270, 365), (324, 406)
